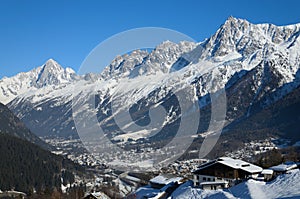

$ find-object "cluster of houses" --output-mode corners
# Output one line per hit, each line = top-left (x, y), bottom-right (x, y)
(84, 157), (300, 198)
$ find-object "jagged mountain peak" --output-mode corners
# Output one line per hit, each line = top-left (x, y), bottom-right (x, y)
(101, 40), (197, 79)
(44, 58), (61, 68)
(42, 58), (76, 75)
(101, 49), (149, 79)
(223, 16), (249, 27)
(35, 59), (77, 88)
(154, 40), (176, 49)
(0, 59), (78, 104)
(39, 59), (64, 76)
(202, 17), (300, 59)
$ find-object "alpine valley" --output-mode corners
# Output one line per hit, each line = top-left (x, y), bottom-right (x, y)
(1, 16), (300, 198)
(2, 17), (300, 152)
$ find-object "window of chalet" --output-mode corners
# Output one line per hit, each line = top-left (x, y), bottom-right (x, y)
(203, 177), (206, 181)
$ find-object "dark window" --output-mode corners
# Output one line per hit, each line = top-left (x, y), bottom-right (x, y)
(203, 177), (206, 181)
(207, 178), (211, 181)
(241, 164), (250, 167)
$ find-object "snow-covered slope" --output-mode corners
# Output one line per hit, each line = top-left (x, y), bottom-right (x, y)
(171, 169), (300, 199)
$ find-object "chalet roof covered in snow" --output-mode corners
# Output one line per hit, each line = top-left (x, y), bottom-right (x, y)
(217, 157), (263, 173)
(261, 169), (274, 175)
(270, 161), (298, 172)
(194, 157), (262, 174)
(200, 181), (227, 185)
(150, 174), (183, 185)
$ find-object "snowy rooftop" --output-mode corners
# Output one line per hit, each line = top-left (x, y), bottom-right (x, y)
(200, 181), (227, 185)
(261, 169), (274, 175)
(270, 162), (298, 172)
(134, 185), (160, 199)
(150, 174), (183, 185)
(217, 157), (263, 173)
(194, 157), (262, 174)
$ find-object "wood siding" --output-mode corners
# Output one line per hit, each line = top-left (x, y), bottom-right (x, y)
(194, 162), (252, 179)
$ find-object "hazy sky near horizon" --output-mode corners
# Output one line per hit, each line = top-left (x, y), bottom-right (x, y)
(0, 0), (300, 78)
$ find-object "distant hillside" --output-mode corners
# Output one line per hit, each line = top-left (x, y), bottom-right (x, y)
(0, 102), (50, 149)
(228, 84), (300, 142)
(0, 103), (84, 196)
(0, 133), (62, 193)
(203, 84), (300, 159)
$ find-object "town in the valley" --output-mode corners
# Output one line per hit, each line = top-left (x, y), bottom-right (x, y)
(21, 137), (300, 199)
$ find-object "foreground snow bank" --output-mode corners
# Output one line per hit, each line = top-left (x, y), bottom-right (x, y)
(172, 169), (300, 199)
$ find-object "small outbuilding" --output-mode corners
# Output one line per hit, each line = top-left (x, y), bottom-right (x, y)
(270, 161), (298, 175)
(149, 174), (183, 189)
(260, 169), (274, 181)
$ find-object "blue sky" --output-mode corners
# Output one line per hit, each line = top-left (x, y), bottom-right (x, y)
(0, 0), (300, 78)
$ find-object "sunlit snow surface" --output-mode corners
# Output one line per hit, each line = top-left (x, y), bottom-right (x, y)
(172, 169), (300, 199)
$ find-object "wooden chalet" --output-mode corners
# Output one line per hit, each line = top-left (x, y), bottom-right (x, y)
(193, 157), (262, 190)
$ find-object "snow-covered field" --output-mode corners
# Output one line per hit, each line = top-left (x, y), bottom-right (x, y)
(172, 169), (300, 199)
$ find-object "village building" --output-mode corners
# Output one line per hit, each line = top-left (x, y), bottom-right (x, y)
(132, 174), (186, 199)
(270, 161), (298, 175)
(257, 169), (274, 181)
(193, 157), (263, 190)
(149, 174), (183, 189)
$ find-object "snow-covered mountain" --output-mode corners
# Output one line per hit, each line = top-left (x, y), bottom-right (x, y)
(100, 41), (197, 79)
(1, 17), (300, 155)
(0, 59), (78, 104)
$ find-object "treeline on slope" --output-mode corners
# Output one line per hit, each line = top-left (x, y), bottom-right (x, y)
(0, 133), (84, 196)
(0, 103), (50, 150)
